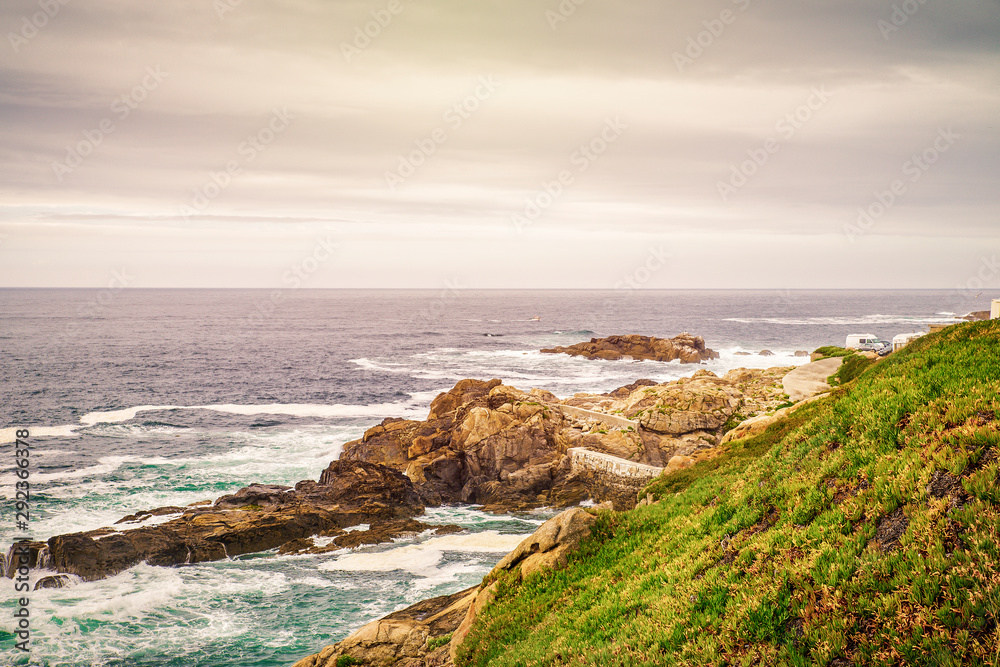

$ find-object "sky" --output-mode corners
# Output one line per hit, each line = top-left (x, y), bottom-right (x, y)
(0, 0), (998, 290)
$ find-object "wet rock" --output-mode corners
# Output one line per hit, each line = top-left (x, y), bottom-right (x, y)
(40, 461), (424, 582)
(34, 574), (74, 590)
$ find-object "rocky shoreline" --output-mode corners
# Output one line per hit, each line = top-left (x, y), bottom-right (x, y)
(3, 362), (795, 585)
(2, 339), (826, 666)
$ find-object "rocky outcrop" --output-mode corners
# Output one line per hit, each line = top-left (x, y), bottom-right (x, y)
(540, 333), (719, 364)
(344, 369), (791, 513)
(291, 507), (601, 667)
(292, 586), (479, 667)
(38, 461), (426, 582)
(449, 508), (598, 661)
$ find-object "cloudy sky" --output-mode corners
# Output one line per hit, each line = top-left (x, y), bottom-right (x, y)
(1, 0), (997, 288)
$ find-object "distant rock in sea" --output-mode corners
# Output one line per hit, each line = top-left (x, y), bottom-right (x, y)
(540, 333), (719, 364)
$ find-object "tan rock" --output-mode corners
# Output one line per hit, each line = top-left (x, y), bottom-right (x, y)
(450, 507), (598, 661)
(489, 507), (597, 579)
(452, 407), (513, 449)
(294, 586), (478, 667)
(664, 455), (695, 473)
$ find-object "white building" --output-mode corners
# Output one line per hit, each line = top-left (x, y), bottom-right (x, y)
(892, 332), (924, 352)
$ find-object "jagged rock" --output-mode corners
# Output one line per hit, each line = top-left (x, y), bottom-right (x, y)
(292, 586), (479, 667)
(342, 371), (789, 512)
(115, 506), (187, 524)
(616, 375), (742, 435)
(541, 333), (718, 364)
(38, 461), (423, 582)
(450, 508), (598, 661)
(794, 350), (810, 357)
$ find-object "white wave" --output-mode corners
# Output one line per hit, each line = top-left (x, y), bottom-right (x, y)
(721, 313), (959, 326)
(0, 424), (81, 444)
(320, 531), (525, 575)
(80, 405), (181, 426)
(75, 399), (429, 428)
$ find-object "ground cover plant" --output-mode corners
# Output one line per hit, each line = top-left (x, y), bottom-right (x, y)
(457, 321), (1000, 666)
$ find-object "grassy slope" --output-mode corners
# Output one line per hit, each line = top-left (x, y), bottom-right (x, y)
(458, 321), (1000, 666)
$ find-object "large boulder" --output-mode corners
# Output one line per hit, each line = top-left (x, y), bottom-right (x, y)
(540, 333), (719, 364)
(292, 586), (479, 667)
(450, 508), (599, 660)
(614, 374), (743, 435)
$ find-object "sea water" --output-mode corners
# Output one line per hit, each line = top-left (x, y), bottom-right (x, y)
(0, 289), (973, 666)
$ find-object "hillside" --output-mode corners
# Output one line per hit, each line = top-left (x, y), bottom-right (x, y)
(456, 321), (1000, 666)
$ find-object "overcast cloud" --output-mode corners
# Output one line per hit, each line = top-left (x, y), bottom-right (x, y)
(0, 0), (998, 288)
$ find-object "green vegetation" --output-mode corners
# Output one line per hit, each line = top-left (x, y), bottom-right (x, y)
(457, 321), (1000, 666)
(829, 353), (876, 387)
(812, 345), (855, 359)
(427, 633), (453, 651)
(722, 411), (749, 434)
(235, 504), (263, 511)
(335, 656), (363, 667)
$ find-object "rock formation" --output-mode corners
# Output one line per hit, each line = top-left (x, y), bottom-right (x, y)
(540, 333), (719, 363)
(6, 363), (794, 586)
(344, 368), (791, 512)
(292, 507), (599, 667)
(38, 460), (428, 582)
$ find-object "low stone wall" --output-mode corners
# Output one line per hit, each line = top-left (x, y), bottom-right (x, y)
(567, 447), (663, 483)
(559, 405), (640, 430)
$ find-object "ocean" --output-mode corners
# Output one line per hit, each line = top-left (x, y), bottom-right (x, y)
(0, 289), (976, 666)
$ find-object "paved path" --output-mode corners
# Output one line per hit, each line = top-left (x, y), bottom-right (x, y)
(558, 405), (639, 430)
(782, 357), (843, 402)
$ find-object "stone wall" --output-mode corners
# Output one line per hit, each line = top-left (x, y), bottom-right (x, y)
(567, 447), (663, 483)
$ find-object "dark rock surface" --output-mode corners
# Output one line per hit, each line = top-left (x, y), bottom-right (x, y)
(41, 460), (424, 582)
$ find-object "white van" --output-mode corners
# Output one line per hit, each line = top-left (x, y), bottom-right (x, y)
(845, 333), (885, 351)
